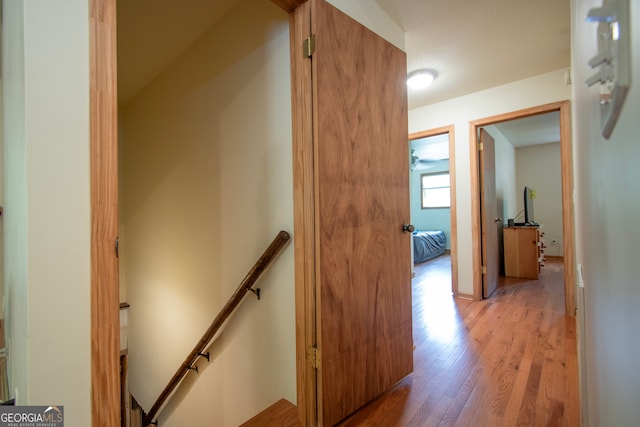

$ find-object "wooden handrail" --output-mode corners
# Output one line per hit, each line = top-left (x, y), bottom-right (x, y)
(143, 230), (291, 426)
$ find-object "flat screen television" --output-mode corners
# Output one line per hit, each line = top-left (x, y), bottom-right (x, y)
(524, 186), (538, 226)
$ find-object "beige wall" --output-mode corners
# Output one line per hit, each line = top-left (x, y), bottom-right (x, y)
(409, 68), (571, 295)
(2, 0), (91, 423)
(516, 143), (563, 252)
(572, 0), (640, 425)
(120, 0), (294, 425)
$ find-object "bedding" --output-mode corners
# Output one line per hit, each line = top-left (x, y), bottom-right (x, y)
(413, 230), (447, 263)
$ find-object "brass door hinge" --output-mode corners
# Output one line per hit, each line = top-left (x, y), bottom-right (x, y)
(478, 142), (484, 152)
(482, 265), (487, 274)
(303, 35), (316, 58)
(308, 346), (320, 369)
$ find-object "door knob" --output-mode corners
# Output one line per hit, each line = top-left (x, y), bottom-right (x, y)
(495, 218), (503, 223)
(402, 224), (415, 233)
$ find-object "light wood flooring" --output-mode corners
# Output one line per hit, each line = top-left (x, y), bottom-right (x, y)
(336, 255), (579, 426)
(245, 255), (580, 426)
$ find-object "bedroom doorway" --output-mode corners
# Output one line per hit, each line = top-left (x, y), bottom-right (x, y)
(408, 126), (458, 297)
(469, 101), (576, 315)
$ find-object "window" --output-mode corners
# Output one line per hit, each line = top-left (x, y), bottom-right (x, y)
(421, 172), (450, 209)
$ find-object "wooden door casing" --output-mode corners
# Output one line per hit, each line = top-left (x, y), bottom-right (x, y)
(90, 0), (120, 424)
(469, 102), (575, 315)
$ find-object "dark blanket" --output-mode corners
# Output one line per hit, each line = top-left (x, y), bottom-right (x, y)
(413, 230), (447, 263)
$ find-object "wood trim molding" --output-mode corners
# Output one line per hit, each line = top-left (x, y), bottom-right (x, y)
(470, 102), (571, 125)
(468, 101), (576, 315)
(90, 0), (120, 424)
(408, 126), (458, 298)
(289, 2), (317, 425)
(271, 0), (307, 13)
(468, 124), (483, 301)
(456, 292), (474, 301)
(559, 102), (576, 315)
(448, 130), (458, 298)
(409, 125), (454, 140)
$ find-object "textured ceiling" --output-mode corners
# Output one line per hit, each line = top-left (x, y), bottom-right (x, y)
(117, 0), (571, 146)
(494, 112), (561, 147)
(375, 0), (571, 110)
(411, 134), (450, 162)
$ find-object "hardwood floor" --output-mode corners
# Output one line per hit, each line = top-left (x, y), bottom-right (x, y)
(336, 255), (579, 426)
(246, 255), (579, 426)
(240, 399), (301, 427)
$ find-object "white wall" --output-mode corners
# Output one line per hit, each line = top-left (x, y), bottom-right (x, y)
(515, 143), (563, 254)
(572, 0), (640, 425)
(2, 1), (27, 399)
(2, 0), (91, 423)
(409, 68), (571, 295)
(120, 0), (294, 425)
(486, 125), (518, 226)
(486, 125), (517, 272)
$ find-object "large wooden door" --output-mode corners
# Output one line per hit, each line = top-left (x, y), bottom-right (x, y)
(479, 128), (499, 298)
(309, 1), (413, 424)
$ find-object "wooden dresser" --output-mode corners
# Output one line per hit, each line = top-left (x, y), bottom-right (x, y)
(503, 226), (545, 279)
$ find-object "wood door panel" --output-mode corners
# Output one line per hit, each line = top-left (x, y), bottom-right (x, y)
(480, 129), (499, 298)
(313, 1), (412, 424)
(321, 327), (412, 416)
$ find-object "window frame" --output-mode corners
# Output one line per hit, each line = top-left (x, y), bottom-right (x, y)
(420, 171), (451, 209)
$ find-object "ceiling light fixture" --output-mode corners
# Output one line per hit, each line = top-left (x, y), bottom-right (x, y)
(407, 69), (438, 90)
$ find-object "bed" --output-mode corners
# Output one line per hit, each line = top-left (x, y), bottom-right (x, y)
(413, 230), (447, 263)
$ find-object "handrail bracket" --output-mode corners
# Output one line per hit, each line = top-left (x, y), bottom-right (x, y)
(249, 287), (261, 300)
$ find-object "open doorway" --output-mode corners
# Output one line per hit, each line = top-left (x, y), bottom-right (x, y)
(469, 101), (575, 315)
(408, 126), (458, 297)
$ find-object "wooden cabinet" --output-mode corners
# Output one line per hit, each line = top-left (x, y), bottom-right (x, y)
(503, 226), (544, 279)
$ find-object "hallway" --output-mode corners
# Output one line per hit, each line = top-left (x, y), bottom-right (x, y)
(337, 255), (579, 426)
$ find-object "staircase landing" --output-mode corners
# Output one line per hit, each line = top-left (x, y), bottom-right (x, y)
(240, 399), (301, 427)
